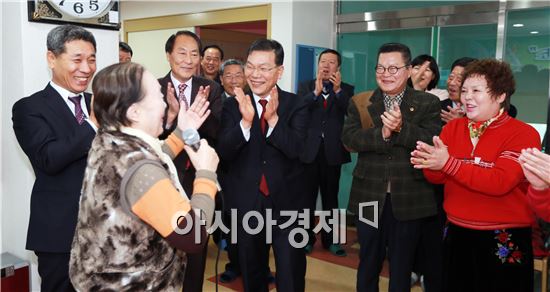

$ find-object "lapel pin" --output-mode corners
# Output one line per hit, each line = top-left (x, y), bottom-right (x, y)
(410, 107), (415, 112)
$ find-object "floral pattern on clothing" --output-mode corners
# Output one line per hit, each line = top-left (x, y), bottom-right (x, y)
(494, 229), (523, 264)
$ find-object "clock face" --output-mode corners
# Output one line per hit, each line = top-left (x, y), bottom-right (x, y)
(49, 0), (112, 19)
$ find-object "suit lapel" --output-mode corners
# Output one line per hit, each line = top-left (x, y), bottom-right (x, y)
(191, 77), (200, 105)
(400, 87), (420, 122)
(83, 93), (92, 116)
(42, 84), (80, 129)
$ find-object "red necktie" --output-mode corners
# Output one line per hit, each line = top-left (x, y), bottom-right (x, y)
(323, 98), (328, 109)
(68, 95), (85, 125)
(258, 99), (269, 196)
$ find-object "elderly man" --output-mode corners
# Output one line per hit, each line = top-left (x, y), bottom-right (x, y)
(12, 24), (98, 292)
(157, 30), (222, 292)
(220, 58), (246, 102)
(342, 43), (442, 291)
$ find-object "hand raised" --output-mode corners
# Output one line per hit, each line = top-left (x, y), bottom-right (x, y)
(264, 87), (279, 127)
(330, 71), (342, 93)
(441, 105), (464, 123)
(410, 136), (449, 170)
(166, 82), (180, 127)
(177, 91), (210, 131)
(234, 87), (255, 128)
(314, 70), (323, 96)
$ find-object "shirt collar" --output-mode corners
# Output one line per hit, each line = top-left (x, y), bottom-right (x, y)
(49, 81), (81, 99)
(170, 73), (192, 90)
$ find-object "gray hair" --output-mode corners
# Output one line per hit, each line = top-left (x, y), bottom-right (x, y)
(220, 59), (244, 76)
(47, 25), (96, 56)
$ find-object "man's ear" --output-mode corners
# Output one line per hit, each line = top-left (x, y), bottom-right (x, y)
(47, 51), (56, 70)
(277, 65), (284, 80)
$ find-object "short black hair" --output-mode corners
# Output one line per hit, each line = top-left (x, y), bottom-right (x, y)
(119, 41), (133, 56)
(377, 43), (411, 66)
(408, 54), (440, 90)
(47, 24), (96, 56)
(451, 57), (477, 71)
(202, 44), (224, 60)
(318, 49), (342, 67)
(165, 30), (202, 54)
(247, 39), (284, 66)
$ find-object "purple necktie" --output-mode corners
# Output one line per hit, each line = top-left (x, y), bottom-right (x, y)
(258, 98), (269, 196)
(68, 95), (85, 125)
(178, 83), (189, 111)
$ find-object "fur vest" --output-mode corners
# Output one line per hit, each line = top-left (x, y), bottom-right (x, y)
(69, 129), (185, 291)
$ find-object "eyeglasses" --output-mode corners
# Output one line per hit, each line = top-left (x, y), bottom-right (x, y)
(245, 64), (278, 75)
(375, 65), (409, 75)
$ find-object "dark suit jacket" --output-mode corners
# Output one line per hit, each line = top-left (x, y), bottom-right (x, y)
(217, 87), (309, 213)
(12, 84), (95, 253)
(341, 86), (442, 221)
(158, 73), (222, 193)
(297, 80), (354, 165)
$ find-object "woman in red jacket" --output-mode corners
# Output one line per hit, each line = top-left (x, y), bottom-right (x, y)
(411, 59), (541, 292)
(520, 148), (550, 221)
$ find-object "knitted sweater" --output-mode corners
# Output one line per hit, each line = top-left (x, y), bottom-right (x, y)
(527, 186), (550, 222)
(424, 113), (540, 229)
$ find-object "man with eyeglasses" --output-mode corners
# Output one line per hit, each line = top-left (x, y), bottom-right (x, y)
(218, 38), (309, 292)
(342, 43), (442, 291)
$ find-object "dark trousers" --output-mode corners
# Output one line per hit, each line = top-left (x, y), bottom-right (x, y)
(305, 142), (342, 247)
(414, 185), (445, 292)
(237, 194), (306, 292)
(35, 252), (75, 292)
(443, 223), (533, 292)
(356, 195), (424, 292)
(182, 238), (209, 292)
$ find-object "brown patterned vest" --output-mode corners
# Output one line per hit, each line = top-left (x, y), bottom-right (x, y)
(69, 130), (185, 291)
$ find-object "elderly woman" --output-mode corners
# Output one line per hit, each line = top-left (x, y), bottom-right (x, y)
(69, 62), (219, 291)
(411, 59), (540, 292)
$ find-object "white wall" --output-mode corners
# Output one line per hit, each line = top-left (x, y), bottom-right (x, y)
(120, 0), (335, 92)
(1, 2), (118, 290)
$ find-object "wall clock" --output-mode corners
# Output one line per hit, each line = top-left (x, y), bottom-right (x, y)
(28, 0), (120, 30)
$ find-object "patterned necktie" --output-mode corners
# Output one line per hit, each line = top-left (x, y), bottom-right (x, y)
(68, 95), (84, 125)
(258, 98), (269, 196)
(178, 83), (189, 111)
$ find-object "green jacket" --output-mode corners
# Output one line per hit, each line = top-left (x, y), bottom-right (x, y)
(342, 86), (442, 221)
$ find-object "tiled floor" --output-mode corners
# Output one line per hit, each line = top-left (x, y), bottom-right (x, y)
(202, 228), (423, 292)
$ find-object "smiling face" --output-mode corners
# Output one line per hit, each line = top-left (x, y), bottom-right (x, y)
(166, 34), (201, 83)
(460, 75), (504, 122)
(119, 49), (131, 63)
(447, 65), (465, 101)
(245, 50), (283, 98)
(48, 39), (96, 93)
(317, 52), (339, 81)
(221, 64), (245, 96)
(201, 47), (222, 77)
(375, 52), (410, 96)
(411, 64), (435, 91)
(131, 70), (167, 137)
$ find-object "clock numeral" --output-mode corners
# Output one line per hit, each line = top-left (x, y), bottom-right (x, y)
(73, 2), (84, 14)
(89, 0), (99, 11)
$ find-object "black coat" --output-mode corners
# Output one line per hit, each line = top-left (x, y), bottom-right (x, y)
(217, 87), (309, 212)
(12, 84), (95, 252)
(297, 80), (354, 165)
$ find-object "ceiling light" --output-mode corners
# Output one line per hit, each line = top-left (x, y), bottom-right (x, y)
(513, 23), (524, 27)
(530, 31), (539, 34)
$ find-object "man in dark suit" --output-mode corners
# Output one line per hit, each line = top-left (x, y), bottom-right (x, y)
(297, 49), (354, 256)
(218, 39), (309, 292)
(12, 24), (97, 292)
(157, 30), (222, 292)
(440, 57), (476, 123)
(201, 44), (224, 85)
(342, 43), (442, 291)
